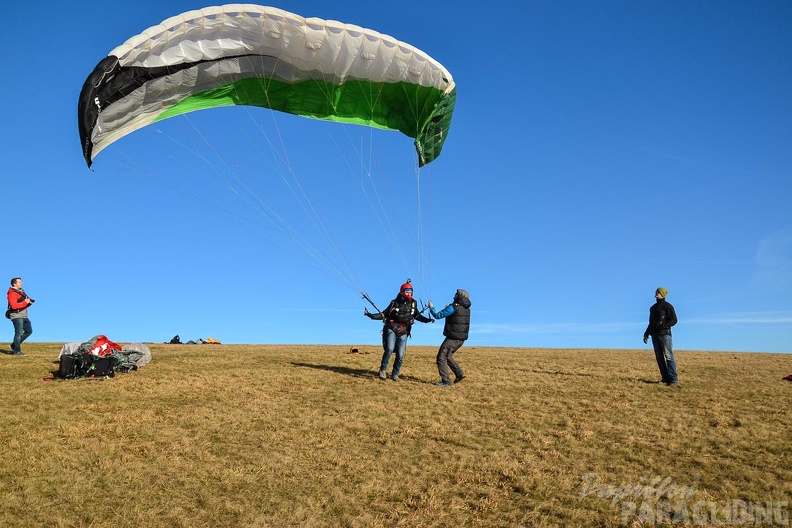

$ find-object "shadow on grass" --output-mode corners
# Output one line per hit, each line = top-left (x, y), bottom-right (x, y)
(495, 367), (595, 377)
(290, 362), (371, 379)
(530, 369), (595, 377)
(290, 362), (435, 384)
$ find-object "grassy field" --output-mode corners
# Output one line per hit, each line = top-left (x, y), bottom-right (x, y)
(0, 342), (790, 527)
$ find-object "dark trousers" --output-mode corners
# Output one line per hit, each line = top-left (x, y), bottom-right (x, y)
(436, 337), (465, 383)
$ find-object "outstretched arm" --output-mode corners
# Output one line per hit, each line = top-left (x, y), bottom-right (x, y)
(364, 307), (384, 321)
(430, 303), (454, 320)
(415, 312), (433, 323)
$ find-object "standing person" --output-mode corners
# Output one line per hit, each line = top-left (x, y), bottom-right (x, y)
(643, 287), (678, 386)
(428, 289), (471, 387)
(364, 280), (432, 381)
(7, 277), (34, 356)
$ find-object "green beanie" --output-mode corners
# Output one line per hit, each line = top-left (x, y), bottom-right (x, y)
(656, 287), (668, 298)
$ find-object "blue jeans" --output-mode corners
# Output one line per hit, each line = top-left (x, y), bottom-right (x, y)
(11, 317), (33, 354)
(380, 327), (408, 376)
(651, 334), (678, 384)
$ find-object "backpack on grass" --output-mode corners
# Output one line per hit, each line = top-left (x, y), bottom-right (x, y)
(59, 354), (90, 379)
(58, 353), (115, 379)
(87, 357), (115, 378)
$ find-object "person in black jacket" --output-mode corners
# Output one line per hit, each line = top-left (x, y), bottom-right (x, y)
(643, 287), (679, 385)
(429, 289), (471, 387)
(365, 281), (432, 381)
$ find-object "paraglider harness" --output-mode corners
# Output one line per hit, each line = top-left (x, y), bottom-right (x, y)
(363, 291), (422, 337)
(385, 297), (418, 336)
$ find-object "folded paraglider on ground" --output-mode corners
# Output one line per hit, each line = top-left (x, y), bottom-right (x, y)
(57, 335), (151, 379)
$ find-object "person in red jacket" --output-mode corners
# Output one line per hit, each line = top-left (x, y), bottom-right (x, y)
(7, 277), (34, 355)
(364, 280), (432, 381)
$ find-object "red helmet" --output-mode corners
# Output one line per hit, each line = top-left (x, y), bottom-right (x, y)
(399, 282), (413, 300)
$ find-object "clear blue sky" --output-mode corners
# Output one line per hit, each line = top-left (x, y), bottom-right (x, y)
(4, 1), (791, 352)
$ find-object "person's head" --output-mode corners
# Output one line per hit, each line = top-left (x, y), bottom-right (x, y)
(655, 287), (668, 299)
(454, 289), (469, 303)
(10, 277), (21, 288)
(399, 281), (413, 300)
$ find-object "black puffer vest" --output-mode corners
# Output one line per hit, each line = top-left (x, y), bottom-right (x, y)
(443, 298), (471, 341)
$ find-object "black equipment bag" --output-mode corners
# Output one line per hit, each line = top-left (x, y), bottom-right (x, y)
(87, 357), (115, 378)
(58, 353), (115, 379)
(59, 354), (87, 379)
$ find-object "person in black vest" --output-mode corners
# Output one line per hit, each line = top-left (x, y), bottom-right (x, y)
(365, 280), (432, 381)
(429, 289), (471, 386)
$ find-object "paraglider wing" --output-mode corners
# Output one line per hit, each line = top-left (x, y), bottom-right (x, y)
(78, 5), (456, 168)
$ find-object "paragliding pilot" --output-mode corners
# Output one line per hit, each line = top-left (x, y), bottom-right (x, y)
(364, 279), (432, 381)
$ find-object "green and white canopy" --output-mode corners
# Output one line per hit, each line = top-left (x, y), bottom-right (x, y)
(78, 4), (456, 168)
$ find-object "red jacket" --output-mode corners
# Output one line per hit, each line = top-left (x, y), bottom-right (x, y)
(7, 287), (30, 310)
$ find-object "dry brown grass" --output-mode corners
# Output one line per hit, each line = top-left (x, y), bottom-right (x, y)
(0, 343), (790, 527)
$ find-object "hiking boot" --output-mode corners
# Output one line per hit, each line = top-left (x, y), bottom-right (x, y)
(378, 370), (387, 380)
(436, 381), (452, 387)
(391, 374), (399, 381)
(454, 375), (466, 384)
